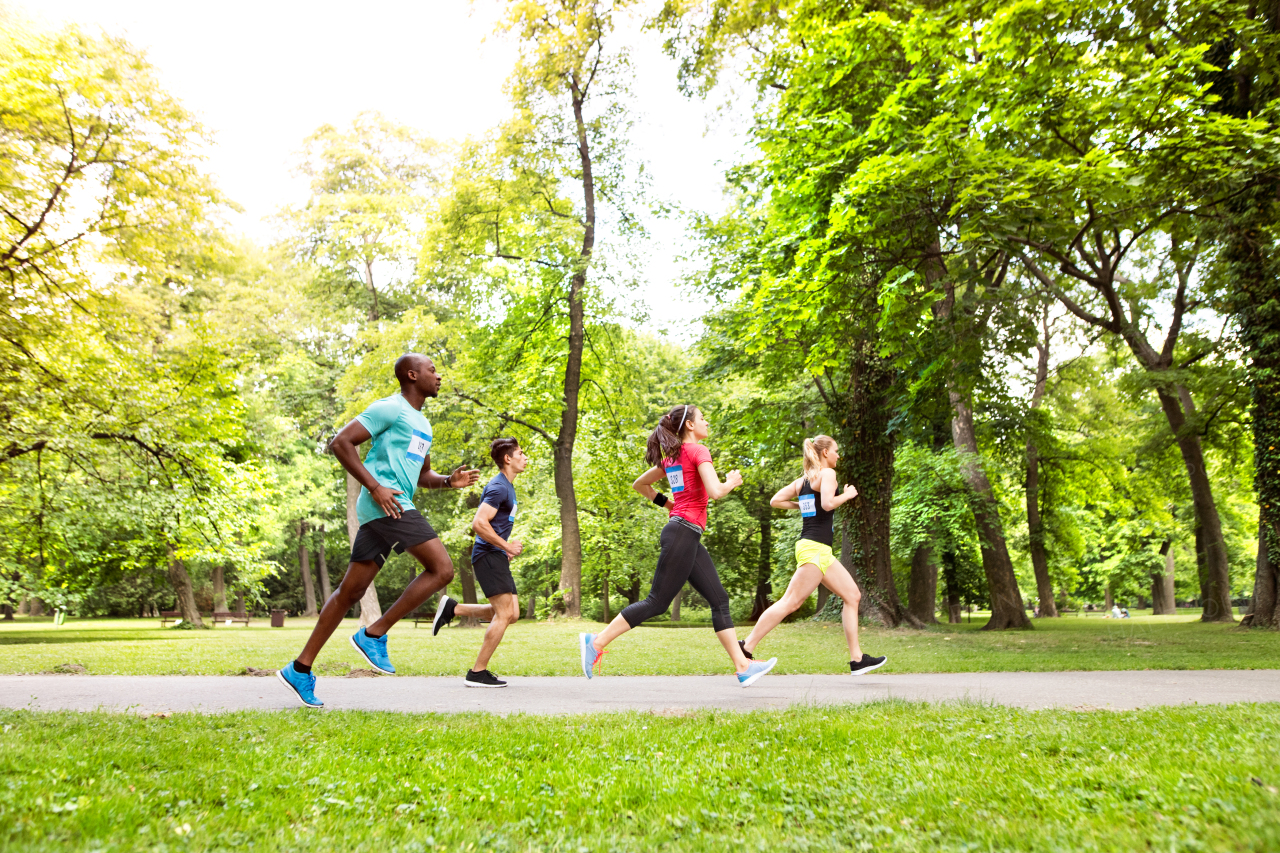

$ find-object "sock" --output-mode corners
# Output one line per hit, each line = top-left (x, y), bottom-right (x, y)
(293, 660), (312, 674)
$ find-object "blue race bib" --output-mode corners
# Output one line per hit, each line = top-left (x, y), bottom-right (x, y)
(666, 465), (685, 492)
(799, 494), (817, 517)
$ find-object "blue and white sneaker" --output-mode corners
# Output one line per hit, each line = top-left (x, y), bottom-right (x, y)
(737, 657), (777, 687)
(276, 662), (323, 708)
(350, 627), (395, 674)
(579, 632), (600, 679)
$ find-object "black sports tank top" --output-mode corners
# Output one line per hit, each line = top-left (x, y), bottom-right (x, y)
(798, 477), (835, 546)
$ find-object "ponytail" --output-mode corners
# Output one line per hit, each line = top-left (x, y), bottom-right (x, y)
(646, 404), (699, 467)
(802, 435), (836, 485)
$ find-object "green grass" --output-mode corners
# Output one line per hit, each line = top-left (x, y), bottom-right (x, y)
(2, 703), (1278, 852)
(1, 612), (1276, 676)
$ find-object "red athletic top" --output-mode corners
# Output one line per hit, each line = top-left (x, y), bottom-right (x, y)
(664, 442), (712, 530)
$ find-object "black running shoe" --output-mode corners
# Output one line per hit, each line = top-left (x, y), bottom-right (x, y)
(464, 669), (507, 688)
(850, 654), (887, 676)
(738, 640), (754, 661)
(432, 595), (457, 636)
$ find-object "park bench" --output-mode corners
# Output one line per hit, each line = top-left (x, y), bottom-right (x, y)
(212, 611), (251, 627)
(160, 610), (181, 627)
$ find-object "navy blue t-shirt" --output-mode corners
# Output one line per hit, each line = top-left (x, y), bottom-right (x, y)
(472, 473), (517, 558)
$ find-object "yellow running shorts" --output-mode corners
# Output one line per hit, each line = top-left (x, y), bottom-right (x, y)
(795, 539), (835, 574)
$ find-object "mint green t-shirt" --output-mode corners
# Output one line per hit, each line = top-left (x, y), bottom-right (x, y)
(354, 394), (434, 526)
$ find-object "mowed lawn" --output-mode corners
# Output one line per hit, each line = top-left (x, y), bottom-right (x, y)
(1, 612), (1276, 676)
(2, 703), (1278, 853)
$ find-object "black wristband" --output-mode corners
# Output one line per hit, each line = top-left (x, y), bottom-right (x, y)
(652, 493), (669, 508)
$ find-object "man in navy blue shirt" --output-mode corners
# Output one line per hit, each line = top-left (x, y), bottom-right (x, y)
(432, 437), (527, 687)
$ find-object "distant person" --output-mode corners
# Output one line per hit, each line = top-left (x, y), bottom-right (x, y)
(578, 404), (776, 686)
(431, 438), (529, 687)
(276, 354), (480, 708)
(1111, 604), (1123, 619)
(738, 435), (886, 676)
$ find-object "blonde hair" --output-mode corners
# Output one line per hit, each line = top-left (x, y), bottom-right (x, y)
(802, 435), (837, 485)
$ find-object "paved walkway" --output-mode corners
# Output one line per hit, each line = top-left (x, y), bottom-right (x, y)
(0, 670), (1275, 714)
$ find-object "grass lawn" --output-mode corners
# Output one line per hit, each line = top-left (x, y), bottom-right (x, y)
(1, 702), (1277, 852)
(1, 612), (1276, 677)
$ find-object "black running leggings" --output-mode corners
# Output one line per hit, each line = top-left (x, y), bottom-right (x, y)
(621, 519), (734, 632)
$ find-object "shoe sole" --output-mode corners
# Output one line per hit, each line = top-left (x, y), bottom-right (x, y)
(579, 633), (593, 679)
(275, 669), (323, 708)
(432, 596), (453, 636)
(464, 680), (508, 688)
(738, 657), (777, 688)
(349, 634), (394, 675)
(851, 658), (888, 677)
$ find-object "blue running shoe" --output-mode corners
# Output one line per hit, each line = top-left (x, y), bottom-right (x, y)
(276, 662), (323, 708)
(579, 632), (600, 679)
(350, 627), (395, 674)
(737, 657), (777, 687)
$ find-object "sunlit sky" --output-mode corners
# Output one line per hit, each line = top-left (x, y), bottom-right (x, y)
(25, 0), (749, 337)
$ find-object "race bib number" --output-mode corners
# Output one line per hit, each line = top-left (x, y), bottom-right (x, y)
(666, 465), (685, 492)
(407, 429), (431, 463)
(799, 494), (817, 517)
(509, 500), (518, 522)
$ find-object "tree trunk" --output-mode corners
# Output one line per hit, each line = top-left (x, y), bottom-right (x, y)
(236, 590), (245, 616)
(166, 545), (204, 628)
(942, 548), (962, 623)
(671, 585), (681, 622)
(907, 543), (939, 623)
(298, 520), (317, 617)
(1249, 512), (1279, 628)
(1104, 585), (1114, 611)
(1153, 540), (1177, 615)
(749, 507), (773, 620)
(602, 572), (610, 624)
(458, 553), (480, 627)
(317, 523), (332, 603)
(211, 564), (227, 612)
(2, 604), (12, 621)
(362, 253), (380, 322)
(347, 473), (381, 626)
(1154, 387), (1234, 622)
(951, 393), (1031, 629)
(526, 588), (538, 621)
(1026, 331), (1058, 618)
(1194, 520), (1210, 611)
(552, 78), (597, 620)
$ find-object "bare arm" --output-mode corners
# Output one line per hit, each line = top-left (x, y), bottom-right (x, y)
(819, 468), (858, 512)
(417, 455), (481, 491)
(472, 502), (522, 557)
(697, 461), (743, 501)
(329, 419), (403, 518)
(770, 478), (802, 510)
(633, 466), (665, 502)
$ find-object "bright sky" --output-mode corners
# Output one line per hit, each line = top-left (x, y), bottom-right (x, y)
(26, 0), (748, 337)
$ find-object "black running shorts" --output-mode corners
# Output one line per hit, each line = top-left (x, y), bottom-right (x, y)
(350, 510), (438, 566)
(471, 550), (517, 598)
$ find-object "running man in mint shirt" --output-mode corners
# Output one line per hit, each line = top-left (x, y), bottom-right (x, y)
(276, 353), (480, 708)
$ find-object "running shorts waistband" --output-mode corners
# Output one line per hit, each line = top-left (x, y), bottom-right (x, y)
(669, 515), (705, 535)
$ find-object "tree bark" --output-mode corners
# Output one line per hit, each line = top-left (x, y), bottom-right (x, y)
(211, 564), (227, 612)
(526, 588), (538, 620)
(950, 393), (1032, 629)
(2, 604), (12, 621)
(671, 585), (682, 622)
(236, 590), (245, 616)
(749, 507), (773, 620)
(550, 76), (598, 620)
(298, 520), (317, 617)
(166, 545), (203, 628)
(1249, 511), (1279, 628)
(1104, 584), (1114, 611)
(317, 523), (332, 603)
(1153, 539), (1177, 615)
(602, 572), (610, 624)
(1194, 520), (1210, 610)
(907, 543), (939, 623)
(458, 553), (480, 627)
(347, 473), (381, 626)
(1026, 328), (1058, 618)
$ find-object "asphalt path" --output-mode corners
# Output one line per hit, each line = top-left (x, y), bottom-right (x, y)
(0, 670), (1274, 715)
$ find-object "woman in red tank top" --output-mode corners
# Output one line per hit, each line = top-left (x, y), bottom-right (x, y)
(576, 404), (777, 687)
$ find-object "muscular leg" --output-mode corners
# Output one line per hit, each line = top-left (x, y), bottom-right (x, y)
(818, 559), (863, 660)
(684, 542), (753, 673)
(469, 593), (518, 671)
(297, 559), (381, 667)
(742, 562), (824, 654)
(367, 538), (456, 636)
(454, 602), (496, 621)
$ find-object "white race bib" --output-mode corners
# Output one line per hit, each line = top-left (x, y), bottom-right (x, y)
(666, 465), (685, 493)
(407, 429), (431, 463)
(799, 494), (817, 517)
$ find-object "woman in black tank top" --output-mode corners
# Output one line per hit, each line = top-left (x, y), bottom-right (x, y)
(740, 435), (887, 676)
